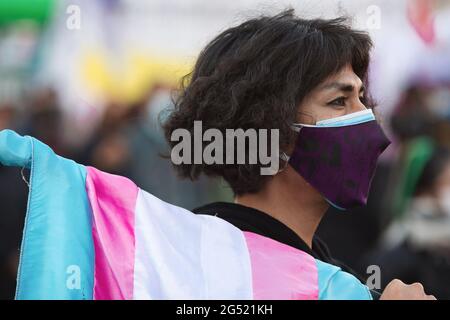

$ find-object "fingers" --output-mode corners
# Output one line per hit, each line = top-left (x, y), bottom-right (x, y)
(380, 279), (437, 300)
(410, 282), (424, 291)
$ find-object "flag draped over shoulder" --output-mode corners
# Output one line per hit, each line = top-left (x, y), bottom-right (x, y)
(0, 129), (372, 300)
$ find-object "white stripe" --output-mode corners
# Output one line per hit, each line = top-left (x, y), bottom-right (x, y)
(132, 189), (253, 299)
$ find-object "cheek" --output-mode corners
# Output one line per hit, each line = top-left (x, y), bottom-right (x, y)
(315, 107), (347, 123)
(297, 111), (316, 125)
(297, 102), (346, 124)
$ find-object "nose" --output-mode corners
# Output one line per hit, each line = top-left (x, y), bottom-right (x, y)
(349, 97), (367, 114)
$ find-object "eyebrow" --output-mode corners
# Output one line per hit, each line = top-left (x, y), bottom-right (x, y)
(320, 82), (365, 93)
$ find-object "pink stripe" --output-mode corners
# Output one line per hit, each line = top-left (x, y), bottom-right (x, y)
(243, 232), (318, 300)
(86, 167), (138, 300)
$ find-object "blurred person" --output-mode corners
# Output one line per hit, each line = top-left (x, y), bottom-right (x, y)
(317, 83), (450, 275)
(125, 84), (231, 209)
(25, 88), (69, 157)
(76, 87), (227, 210)
(369, 143), (450, 299)
(385, 82), (450, 222)
(0, 103), (16, 131)
(77, 101), (134, 176)
(164, 10), (428, 300)
(390, 84), (445, 142)
(0, 10), (434, 300)
(0, 101), (27, 299)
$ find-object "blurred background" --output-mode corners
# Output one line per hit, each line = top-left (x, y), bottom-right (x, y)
(1, 0), (450, 299)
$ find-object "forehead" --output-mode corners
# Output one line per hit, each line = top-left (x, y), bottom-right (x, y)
(316, 65), (363, 92)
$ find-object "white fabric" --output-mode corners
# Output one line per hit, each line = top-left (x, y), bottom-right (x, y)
(132, 189), (253, 299)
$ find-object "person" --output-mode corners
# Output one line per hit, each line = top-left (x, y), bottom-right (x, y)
(0, 10), (435, 300)
(162, 9), (434, 300)
(371, 143), (450, 299)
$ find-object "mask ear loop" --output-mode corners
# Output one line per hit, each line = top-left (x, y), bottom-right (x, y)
(278, 152), (290, 173)
(293, 111), (318, 130)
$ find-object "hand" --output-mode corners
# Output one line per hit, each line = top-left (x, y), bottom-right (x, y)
(380, 279), (436, 300)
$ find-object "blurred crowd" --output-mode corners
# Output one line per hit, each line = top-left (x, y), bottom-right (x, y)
(317, 80), (450, 299)
(2, 0), (450, 300)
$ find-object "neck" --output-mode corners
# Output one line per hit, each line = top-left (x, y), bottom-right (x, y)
(235, 166), (328, 248)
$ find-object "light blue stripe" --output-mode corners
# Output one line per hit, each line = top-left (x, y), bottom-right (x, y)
(0, 130), (94, 299)
(316, 259), (372, 300)
(316, 113), (375, 127)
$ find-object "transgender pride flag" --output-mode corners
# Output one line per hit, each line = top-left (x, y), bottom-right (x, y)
(0, 130), (372, 300)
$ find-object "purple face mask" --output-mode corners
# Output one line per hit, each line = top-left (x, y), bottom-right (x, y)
(288, 109), (391, 210)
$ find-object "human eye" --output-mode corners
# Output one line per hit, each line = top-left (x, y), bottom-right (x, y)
(327, 96), (347, 107)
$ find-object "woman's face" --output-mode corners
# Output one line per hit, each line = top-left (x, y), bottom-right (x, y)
(297, 64), (368, 124)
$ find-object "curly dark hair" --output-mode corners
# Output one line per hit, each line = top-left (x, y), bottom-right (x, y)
(163, 9), (374, 195)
